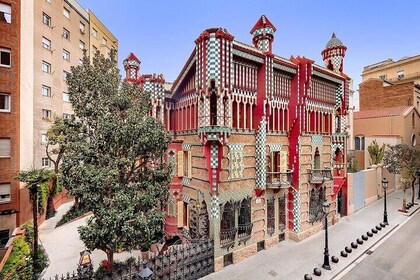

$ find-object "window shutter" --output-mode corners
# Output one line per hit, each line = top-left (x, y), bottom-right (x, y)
(280, 151), (288, 172)
(177, 151), (184, 177)
(0, 139), (11, 157)
(177, 201), (183, 227)
(188, 151), (192, 178)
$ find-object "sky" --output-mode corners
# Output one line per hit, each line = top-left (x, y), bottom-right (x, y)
(79, 0), (420, 108)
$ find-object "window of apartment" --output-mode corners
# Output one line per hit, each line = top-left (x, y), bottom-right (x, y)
(63, 49), (70, 61)
(63, 7), (70, 19)
(0, 229), (9, 247)
(379, 75), (387, 80)
(102, 37), (107, 46)
(41, 157), (50, 167)
(0, 138), (11, 157)
(0, 183), (11, 203)
(0, 3), (12, 24)
(41, 134), (48, 144)
(79, 40), (85, 50)
(0, 48), (11, 67)
(0, 93), (11, 112)
(42, 37), (51, 50)
(41, 85), (51, 97)
(92, 45), (98, 54)
(92, 28), (98, 38)
(41, 61), (51, 73)
(79, 22), (85, 34)
(42, 109), (51, 120)
(63, 92), (69, 102)
(62, 71), (69, 81)
(397, 70), (404, 79)
(63, 28), (70, 40)
(78, 59), (83, 65)
(355, 136), (365, 151)
(42, 13), (51, 26)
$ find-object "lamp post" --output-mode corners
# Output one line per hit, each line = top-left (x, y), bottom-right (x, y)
(382, 178), (388, 225)
(322, 199), (331, 270)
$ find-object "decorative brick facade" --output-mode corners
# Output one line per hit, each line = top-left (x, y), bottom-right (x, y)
(124, 16), (350, 270)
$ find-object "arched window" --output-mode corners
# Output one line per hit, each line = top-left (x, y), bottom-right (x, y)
(220, 201), (235, 247)
(314, 147), (321, 169)
(355, 137), (360, 150)
(238, 197), (252, 239)
(210, 81), (217, 125)
(361, 136), (365, 150)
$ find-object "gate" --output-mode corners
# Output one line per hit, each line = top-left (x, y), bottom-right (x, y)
(353, 171), (365, 211)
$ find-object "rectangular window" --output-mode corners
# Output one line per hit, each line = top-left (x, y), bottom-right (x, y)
(92, 45), (97, 54)
(397, 70), (404, 79)
(41, 85), (51, 97)
(42, 13), (51, 26)
(41, 157), (50, 167)
(42, 109), (51, 120)
(79, 22), (85, 33)
(42, 37), (51, 50)
(63, 92), (69, 102)
(63, 49), (70, 61)
(92, 28), (98, 38)
(41, 134), (48, 144)
(379, 75), (387, 80)
(0, 93), (11, 112)
(0, 48), (11, 67)
(102, 37), (107, 45)
(0, 138), (11, 157)
(0, 183), (11, 203)
(79, 40), (85, 50)
(62, 71), (69, 81)
(0, 229), (9, 247)
(0, 3), (12, 23)
(41, 61), (51, 73)
(63, 28), (70, 40)
(63, 7), (70, 19)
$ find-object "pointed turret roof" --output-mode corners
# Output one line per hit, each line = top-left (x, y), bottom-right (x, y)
(126, 52), (140, 62)
(250, 15), (277, 34)
(325, 33), (344, 49)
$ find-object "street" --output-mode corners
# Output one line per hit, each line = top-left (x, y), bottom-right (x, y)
(339, 208), (420, 280)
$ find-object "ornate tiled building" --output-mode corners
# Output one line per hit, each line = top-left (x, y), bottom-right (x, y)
(124, 15), (350, 270)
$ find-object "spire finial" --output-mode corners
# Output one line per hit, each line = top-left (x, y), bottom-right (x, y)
(332, 32), (336, 39)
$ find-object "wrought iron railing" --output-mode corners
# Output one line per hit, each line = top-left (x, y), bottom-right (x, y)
(266, 170), (293, 188)
(308, 169), (333, 184)
(220, 227), (237, 247)
(267, 217), (275, 234)
(237, 222), (253, 239)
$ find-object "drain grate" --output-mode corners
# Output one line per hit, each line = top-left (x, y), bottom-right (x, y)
(366, 250), (374, 255)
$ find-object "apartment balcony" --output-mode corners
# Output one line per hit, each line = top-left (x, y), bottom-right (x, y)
(266, 170), (293, 189)
(308, 169), (333, 184)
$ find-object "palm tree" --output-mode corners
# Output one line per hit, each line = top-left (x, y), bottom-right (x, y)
(15, 168), (52, 260)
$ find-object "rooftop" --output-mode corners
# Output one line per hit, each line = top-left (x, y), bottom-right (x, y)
(354, 106), (414, 119)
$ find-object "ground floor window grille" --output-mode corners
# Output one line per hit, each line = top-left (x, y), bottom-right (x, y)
(267, 198), (275, 234)
(309, 186), (325, 223)
(278, 194), (286, 231)
(238, 197), (252, 239)
(220, 201), (236, 247)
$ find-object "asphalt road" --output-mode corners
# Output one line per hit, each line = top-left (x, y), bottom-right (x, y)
(340, 209), (420, 280)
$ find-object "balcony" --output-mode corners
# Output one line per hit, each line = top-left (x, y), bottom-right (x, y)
(237, 222), (253, 240)
(220, 227), (237, 248)
(266, 170), (293, 189)
(308, 169), (333, 184)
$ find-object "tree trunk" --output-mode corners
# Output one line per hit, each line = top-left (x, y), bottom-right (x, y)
(46, 176), (56, 218)
(411, 176), (416, 205)
(32, 188), (39, 260)
(106, 249), (114, 273)
(402, 190), (407, 212)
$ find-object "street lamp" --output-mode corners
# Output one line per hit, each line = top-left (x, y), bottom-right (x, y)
(382, 178), (388, 225)
(322, 199), (331, 270)
(78, 249), (91, 267)
(138, 260), (153, 279)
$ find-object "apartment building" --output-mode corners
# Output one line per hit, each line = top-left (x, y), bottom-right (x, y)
(88, 10), (118, 59)
(0, 0), (20, 246)
(0, 0), (117, 242)
(362, 54), (420, 84)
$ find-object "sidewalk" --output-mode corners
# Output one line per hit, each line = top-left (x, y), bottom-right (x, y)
(202, 187), (420, 280)
(39, 202), (143, 279)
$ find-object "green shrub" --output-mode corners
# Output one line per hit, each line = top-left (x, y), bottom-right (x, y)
(0, 236), (31, 279)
